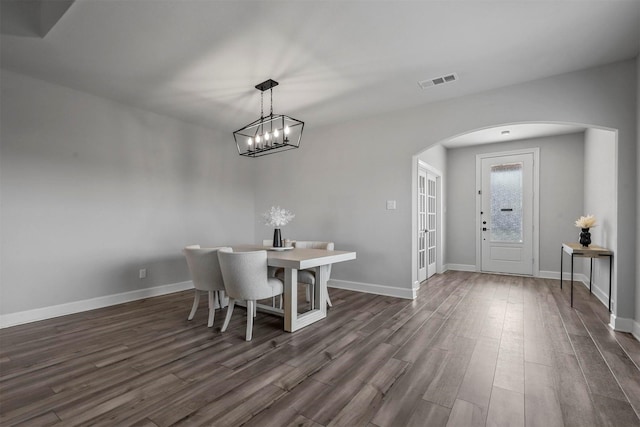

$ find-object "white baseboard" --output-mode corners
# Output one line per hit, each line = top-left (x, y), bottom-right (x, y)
(538, 270), (611, 310)
(445, 264), (476, 272)
(3, 278), (415, 328)
(328, 279), (415, 300)
(633, 320), (640, 341)
(539, 270), (583, 280)
(0, 281), (193, 329)
(609, 313), (634, 333)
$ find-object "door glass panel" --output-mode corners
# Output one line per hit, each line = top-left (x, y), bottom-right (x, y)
(490, 162), (523, 242)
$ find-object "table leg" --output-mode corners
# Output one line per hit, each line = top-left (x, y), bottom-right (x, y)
(560, 246), (563, 289)
(589, 258), (593, 294)
(315, 265), (330, 311)
(283, 266), (328, 332)
(284, 268), (298, 332)
(571, 253), (574, 307)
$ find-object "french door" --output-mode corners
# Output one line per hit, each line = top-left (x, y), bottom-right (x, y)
(418, 167), (437, 282)
(426, 172), (437, 278)
(479, 152), (535, 275)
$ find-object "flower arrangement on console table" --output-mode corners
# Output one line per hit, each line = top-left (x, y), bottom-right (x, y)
(262, 206), (295, 247)
(575, 214), (597, 247)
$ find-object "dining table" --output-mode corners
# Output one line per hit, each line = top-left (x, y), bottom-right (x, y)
(232, 245), (357, 332)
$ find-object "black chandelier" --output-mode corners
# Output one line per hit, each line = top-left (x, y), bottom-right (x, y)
(233, 79), (304, 157)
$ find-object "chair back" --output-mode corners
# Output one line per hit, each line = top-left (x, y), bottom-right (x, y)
(293, 241), (335, 276)
(293, 241), (334, 251)
(183, 245), (229, 292)
(217, 248), (279, 301)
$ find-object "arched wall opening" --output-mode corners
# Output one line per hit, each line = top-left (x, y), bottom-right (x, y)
(411, 121), (618, 320)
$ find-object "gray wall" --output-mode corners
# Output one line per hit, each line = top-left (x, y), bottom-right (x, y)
(0, 70), (255, 314)
(1, 59), (638, 328)
(418, 144), (447, 173)
(583, 128), (617, 303)
(637, 54), (640, 336)
(252, 59), (637, 323)
(445, 133), (586, 271)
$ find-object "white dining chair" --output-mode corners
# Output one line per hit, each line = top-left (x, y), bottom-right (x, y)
(261, 239), (285, 309)
(217, 248), (284, 341)
(182, 245), (230, 328)
(262, 239), (278, 277)
(279, 241), (335, 308)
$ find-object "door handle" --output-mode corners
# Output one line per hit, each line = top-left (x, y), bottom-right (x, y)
(482, 227), (489, 231)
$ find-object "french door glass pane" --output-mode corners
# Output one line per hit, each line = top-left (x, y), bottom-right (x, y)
(490, 162), (523, 242)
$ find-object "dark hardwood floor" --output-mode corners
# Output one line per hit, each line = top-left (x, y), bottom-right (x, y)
(1, 271), (639, 426)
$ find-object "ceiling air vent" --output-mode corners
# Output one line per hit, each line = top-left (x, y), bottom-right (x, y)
(418, 73), (458, 89)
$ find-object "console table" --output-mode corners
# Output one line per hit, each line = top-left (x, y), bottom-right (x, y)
(560, 243), (613, 311)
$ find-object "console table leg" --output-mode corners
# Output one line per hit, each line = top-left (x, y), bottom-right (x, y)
(571, 253), (574, 307)
(589, 258), (593, 294)
(560, 246), (563, 289)
(608, 255), (613, 313)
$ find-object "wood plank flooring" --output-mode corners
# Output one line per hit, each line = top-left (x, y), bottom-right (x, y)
(1, 272), (639, 426)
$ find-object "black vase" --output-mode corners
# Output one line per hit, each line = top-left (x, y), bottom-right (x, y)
(579, 228), (591, 247)
(273, 228), (282, 247)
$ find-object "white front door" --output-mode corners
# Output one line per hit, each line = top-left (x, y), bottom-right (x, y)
(480, 152), (534, 275)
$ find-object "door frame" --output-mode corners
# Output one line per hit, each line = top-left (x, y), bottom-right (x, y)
(418, 160), (444, 281)
(475, 148), (540, 276)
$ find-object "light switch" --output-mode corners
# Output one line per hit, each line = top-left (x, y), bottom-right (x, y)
(386, 200), (397, 210)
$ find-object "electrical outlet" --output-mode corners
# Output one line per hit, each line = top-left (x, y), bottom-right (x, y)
(139, 268), (147, 279)
(386, 200), (397, 210)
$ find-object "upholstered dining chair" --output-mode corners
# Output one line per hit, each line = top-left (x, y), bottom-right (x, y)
(182, 245), (230, 328)
(262, 239), (278, 276)
(217, 248), (284, 341)
(279, 241), (335, 308)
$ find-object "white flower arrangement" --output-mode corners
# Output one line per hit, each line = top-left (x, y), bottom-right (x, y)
(575, 214), (597, 229)
(262, 206), (295, 227)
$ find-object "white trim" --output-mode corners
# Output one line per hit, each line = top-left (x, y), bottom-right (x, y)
(575, 275), (609, 308)
(475, 147), (540, 277)
(418, 160), (443, 178)
(538, 270), (611, 311)
(446, 263), (477, 272)
(633, 320), (640, 342)
(416, 160), (445, 279)
(609, 313), (634, 333)
(0, 281), (193, 329)
(328, 279), (416, 300)
(539, 270), (584, 280)
(413, 280), (421, 292)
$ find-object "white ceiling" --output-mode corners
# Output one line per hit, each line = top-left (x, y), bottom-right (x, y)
(1, 0), (639, 135)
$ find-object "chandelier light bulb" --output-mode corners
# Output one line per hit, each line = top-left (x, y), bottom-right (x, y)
(284, 126), (290, 135)
(274, 128), (279, 138)
(265, 132), (270, 141)
(256, 135), (261, 143)
(248, 138), (253, 145)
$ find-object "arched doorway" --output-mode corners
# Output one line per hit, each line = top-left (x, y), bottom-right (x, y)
(411, 122), (618, 316)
